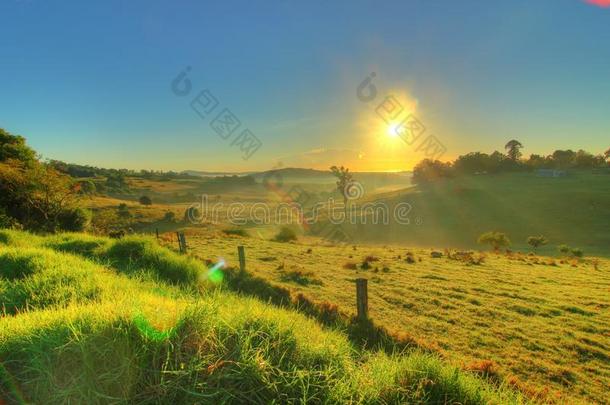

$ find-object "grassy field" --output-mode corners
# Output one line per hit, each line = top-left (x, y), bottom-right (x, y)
(353, 171), (610, 256)
(0, 230), (526, 404)
(169, 229), (610, 404)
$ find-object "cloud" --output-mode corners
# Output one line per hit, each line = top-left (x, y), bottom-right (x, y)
(584, 0), (610, 7)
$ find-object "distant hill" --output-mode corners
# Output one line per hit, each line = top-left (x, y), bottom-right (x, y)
(335, 171), (610, 256)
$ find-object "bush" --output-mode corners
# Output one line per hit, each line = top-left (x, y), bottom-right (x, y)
(223, 228), (249, 237)
(184, 206), (201, 223)
(57, 207), (91, 232)
(273, 226), (297, 242)
(117, 203), (132, 219)
(139, 196), (152, 206)
(163, 211), (176, 222)
(0, 208), (21, 229)
(571, 248), (584, 258)
(558, 244), (571, 255)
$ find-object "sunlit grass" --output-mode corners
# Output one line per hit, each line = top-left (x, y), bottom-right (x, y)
(0, 230), (527, 403)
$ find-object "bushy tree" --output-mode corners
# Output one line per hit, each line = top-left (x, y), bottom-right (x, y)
(0, 128), (37, 166)
(527, 236), (548, 252)
(504, 140), (523, 162)
(412, 159), (453, 184)
(477, 231), (511, 251)
(163, 211), (176, 222)
(0, 160), (79, 232)
(57, 207), (91, 231)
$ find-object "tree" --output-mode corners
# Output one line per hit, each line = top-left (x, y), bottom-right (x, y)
(551, 150), (576, 169)
(527, 236), (548, 252)
(330, 165), (354, 216)
(0, 160), (79, 232)
(604, 147), (610, 162)
(412, 159), (453, 184)
(0, 128), (37, 166)
(139, 196), (152, 206)
(477, 231), (511, 252)
(504, 140), (523, 162)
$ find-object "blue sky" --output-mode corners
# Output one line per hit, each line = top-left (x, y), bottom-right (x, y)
(1, 0), (608, 171)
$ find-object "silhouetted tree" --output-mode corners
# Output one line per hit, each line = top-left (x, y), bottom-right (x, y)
(504, 140), (523, 161)
(330, 165), (354, 215)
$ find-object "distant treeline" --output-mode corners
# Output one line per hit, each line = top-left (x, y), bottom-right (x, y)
(413, 141), (610, 184)
(48, 160), (198, 181)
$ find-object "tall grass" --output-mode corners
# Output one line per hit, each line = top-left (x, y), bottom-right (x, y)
(0, 230), (527, 403)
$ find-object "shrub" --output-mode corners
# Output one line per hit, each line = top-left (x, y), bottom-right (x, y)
(571, 248), (584, 258)
(57, 207), (91, 232)
(273, 226), (297, 242)
(139, 196), (152, 205)
(223, 228), (249, 237)
(477, 231), (511, 251)
(163, 211), (176, 222)
(117, 203), (132, 219)
(184, 206), (201, 223)
(0, 208), (21, 229)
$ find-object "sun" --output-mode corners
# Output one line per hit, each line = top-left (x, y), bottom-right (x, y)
(387, 123), (400, 138)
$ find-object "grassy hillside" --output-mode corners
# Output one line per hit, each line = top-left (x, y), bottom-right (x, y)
(174, 229), (610, 404)
(348, 171), (610, 256)
(0, 230), (525, 404)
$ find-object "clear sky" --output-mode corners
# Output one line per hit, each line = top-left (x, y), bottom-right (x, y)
(1, 0), (609, 172)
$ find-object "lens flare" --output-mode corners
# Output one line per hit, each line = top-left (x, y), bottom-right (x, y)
(207, 260), (225, 284)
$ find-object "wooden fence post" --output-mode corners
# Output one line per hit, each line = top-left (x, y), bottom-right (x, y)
(181, 233), (187, 253)
(176, 232), (187, 253)
(356, 278), (368, 321)
(237, 246), (246, 273)
(155, 228), (159, 240)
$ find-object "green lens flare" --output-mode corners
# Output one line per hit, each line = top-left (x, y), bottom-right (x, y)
(207, 260), (225, 284)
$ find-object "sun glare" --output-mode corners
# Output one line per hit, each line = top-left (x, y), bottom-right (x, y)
(387, 123), (400, 138)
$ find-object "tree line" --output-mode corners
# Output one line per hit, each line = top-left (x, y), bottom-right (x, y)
(413, 140), (610, 184)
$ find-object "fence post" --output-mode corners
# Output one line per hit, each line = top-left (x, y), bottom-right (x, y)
(155, 228), (159, 240)
(356, 278), (368, 321)
(237, 246), (246, 273)
(176, 232), (187, 253)
(181, 233), (187, 253)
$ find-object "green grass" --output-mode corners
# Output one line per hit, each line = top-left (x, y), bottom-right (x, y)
(179, 229), (610, 404)
(0, 230), (525, 404)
